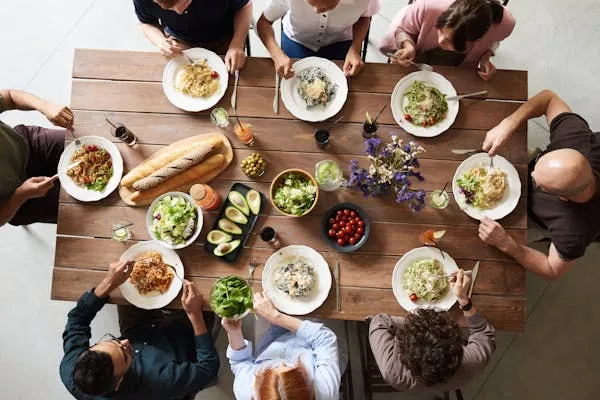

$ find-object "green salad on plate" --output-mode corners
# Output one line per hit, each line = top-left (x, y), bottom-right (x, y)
(209, 276), (253, 319)
(151, 195), (198, 245)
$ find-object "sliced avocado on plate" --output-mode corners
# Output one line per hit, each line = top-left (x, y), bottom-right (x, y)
(228, 191), (250, 216)
(207, 230), (233, 245)
(246, 189), (261, 215)
(225, 206), (249, 225)
(214, 239), (241, 256)
(218, 218), (242, 235)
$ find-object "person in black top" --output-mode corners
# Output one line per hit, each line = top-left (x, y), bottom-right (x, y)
(479, 89), (600, 280)
(133, 0), (253, 72)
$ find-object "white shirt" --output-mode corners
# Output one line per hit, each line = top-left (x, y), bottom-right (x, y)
(264, 0), (380, 51)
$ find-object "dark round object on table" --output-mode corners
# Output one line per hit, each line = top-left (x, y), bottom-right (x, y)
(314, 129), (330, 149)
(320, 202), (370, 253)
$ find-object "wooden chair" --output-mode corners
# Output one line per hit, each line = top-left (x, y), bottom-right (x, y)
(339, 321), (355, 400)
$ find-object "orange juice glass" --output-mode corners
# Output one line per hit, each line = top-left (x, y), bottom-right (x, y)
(234, 122), (254, 145)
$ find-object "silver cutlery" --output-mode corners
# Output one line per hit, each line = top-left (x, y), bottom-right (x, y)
(468, 261), (480, 298)
(247, 260), (258, 282)
(165, 263), (184, 282)
(490, 155), (495, 169)
(273, 73), (280, 114)
(435, 270), (473, 280)
(446, 90), (488, 101)
(112, 222), (134, 232)
(451, 149), (479, 155)
(231, 70), (239, 112)
(385, 53), (433, 71)
(334, 260), (341, 311)
(65, 160), (82, 171)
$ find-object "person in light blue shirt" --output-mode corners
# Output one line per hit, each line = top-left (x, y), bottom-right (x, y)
(222, 291), (344, 399)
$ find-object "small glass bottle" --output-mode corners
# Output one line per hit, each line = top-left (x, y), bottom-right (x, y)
(190, 184), (221, 211)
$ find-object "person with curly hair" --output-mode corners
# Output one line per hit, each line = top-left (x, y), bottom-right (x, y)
(369, 269), (496, 392)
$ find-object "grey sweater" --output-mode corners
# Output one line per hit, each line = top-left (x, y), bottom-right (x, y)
(368, 312), (496, 391)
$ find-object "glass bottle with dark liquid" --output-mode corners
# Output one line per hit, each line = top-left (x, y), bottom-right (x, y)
(111, 124), (137, 146)
(314, 129), (330, 149)
(362, 120), (378, 139)
(260, 226), (281, 249)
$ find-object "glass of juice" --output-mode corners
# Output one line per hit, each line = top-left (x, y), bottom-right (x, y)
(430, 190), (450, 209)
(234, 122), (254, 145)
(315, 160), (346, 191)
(108, 121), (137, 146)
(210, 107), (230, 128)
(111, 223), (132, 242)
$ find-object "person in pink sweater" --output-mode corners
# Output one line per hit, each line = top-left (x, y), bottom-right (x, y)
(379, 0), (515, 81)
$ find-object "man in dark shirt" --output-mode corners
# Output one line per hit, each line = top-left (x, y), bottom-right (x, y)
(479, 89), (600, 280)
(60, 260), (220, 399)
(133, 0), (253, 72)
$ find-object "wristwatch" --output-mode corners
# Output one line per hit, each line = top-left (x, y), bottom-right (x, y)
(458, 298), (473, 311)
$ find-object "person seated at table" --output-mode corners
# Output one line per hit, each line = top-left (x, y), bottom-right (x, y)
(369, 270), (495, 392)
(222, 291), (344, 399)
(60, 260), (219, 399)
(256, 0), (380, 78)
(479, 90), (600, 281)
(379, 0), (515, 81)
(133, 0), (253, 72)
(0, 89), (73, 227)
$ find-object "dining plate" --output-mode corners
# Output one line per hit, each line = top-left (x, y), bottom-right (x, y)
(119, 241), (184, 310)
(162, 47), (229, 112)
(262, 245), (332, 315)
(280, 57), (348, 122)
(392, 246), (458, 313)
(58, 135), (123, 202)
(390, 71), (458, 137)
(452, 152), (521, 220)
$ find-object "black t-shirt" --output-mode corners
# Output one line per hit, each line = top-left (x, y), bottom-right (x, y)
(529, 112), (600, 260)
(133, 0), (249, 44)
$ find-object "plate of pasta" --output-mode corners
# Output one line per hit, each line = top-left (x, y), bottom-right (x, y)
(162, 48), (229, 112)
(119, 241), (184, 309)
(452, 153), (521, 220)
(391, 71), (458, 137)
(280, 57), (348, 122)
(58, 136), (123, 202)
(392, 246), (458, 312)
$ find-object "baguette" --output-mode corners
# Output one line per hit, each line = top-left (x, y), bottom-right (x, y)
(129, 154), (225, 203)
(121, 137), (223, 187)
(132, 144), (213, 191)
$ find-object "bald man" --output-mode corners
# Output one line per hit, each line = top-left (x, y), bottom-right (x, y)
(477, 90), (600, 280)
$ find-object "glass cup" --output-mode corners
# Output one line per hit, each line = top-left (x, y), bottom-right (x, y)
(430, 190), (450, 209)
(362, 121), (378, 138)
(315, 160), (346, 192)
(260, 226), (281, 250)
(314, 129), (330, 149)
(110, 123), (137, 146)
(210, 107), (230, 128)
(111, 223), (132, 242)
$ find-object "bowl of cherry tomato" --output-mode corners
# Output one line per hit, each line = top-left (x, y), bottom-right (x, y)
(321, 203), (370, 253)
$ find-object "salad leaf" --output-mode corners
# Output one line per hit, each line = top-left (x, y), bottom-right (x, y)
(151, 195), (198, 245)
(209, 276), (253, 318)
(273, 172), (316, 216)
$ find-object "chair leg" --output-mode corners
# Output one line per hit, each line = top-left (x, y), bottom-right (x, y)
(361, 26), (370, 62)
(245, 35), (251, 57)
(455, 389), (464, 400)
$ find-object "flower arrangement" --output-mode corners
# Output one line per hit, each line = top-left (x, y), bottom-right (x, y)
(348, 133), (426, 212)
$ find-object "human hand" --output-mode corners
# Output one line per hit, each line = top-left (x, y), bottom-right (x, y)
(478, 217), (512, 251)
(274, 53), (295, 79)
(96, 260), (133, 297)
(343, 47), (364, 77)
(225, 47), (246, 73)
(450, 269), (471, 305)
(391, 41), (415, 67)
(16, 176), (57, 200)
(221, 318), (243, 333)
(159, 36), (187, 57)
(482, 118), (514, 156)
(478, 57), (496, 81)
(253, 291), (280, 322)
(42, 102), (74, 128)
(182, 280), (204, 317)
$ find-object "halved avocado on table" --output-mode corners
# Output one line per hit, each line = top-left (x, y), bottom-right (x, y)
(225, 206), (248, 225)
(228, 191), (250, 216)
(218, 218), (242, 235)
(214, 239), (241, 256)
(207, 230), (233, 245)
(246, 189), (261, 215)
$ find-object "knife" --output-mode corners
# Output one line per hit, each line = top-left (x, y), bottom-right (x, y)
(468, 261), (480, 298)
(446, 90), (488, 101)
(334, 260), (341, 311)
(451, 149), (478, 155)
(273, 73), (280, 114)
(231, 70), (239, 112)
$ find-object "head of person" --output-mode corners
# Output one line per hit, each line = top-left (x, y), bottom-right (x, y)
(435, 0), (504, 52)
(73, 335), (133, 396)
(154, 0), (192, 15)
(254, 362), (314, 400)
(532, 148), (597, 202)
(307, 0), (341, 14)
(396, 308), (464, 386)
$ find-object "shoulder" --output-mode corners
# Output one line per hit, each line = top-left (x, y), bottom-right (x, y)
(547, 112), (595, 152)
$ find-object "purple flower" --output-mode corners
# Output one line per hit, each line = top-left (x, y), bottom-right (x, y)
(365, 137), (382, 157)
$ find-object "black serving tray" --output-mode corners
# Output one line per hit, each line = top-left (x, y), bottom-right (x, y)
(204, 183), (266, 263)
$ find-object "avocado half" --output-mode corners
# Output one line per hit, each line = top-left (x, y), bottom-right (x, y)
(225, 206), (248, 225)
(206, 230), (233, 245)
(246, 189), (261, 215)
(228, 191), (250, 216)
(214, 240), (241, 256)
(218, 218), (242, 235)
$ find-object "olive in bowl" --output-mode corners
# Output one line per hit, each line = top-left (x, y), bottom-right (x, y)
(321, 203), (370, 253)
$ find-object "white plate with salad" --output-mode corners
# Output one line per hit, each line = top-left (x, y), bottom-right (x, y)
(262, 245), (332, 315)
(280, 57), (348, 122)
(452, 153), (521, 221)
(391, 71), (458, 138)
(392, 246), (458, 312)
(146, 192), (203, 249)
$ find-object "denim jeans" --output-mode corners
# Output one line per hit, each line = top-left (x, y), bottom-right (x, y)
(281, 31), (352, 61)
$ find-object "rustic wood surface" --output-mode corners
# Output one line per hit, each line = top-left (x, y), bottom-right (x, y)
(54, 49), (528, 331)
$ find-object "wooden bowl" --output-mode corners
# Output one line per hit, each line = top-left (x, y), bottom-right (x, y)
(270, 169), (319, 217)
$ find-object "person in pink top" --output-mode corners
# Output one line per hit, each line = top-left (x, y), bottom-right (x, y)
(379, 0), (515, 81)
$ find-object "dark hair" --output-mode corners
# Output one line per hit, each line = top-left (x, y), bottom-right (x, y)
(397, 308), (464, 386)
(435, 0), (504, 52)
(73, 350), (116, 395)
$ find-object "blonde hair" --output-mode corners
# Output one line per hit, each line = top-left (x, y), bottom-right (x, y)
(254, 361), (314, 400)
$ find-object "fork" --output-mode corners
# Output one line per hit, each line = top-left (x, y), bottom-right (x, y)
(490, 155), (495, 169)
(247, 260), (258, 282)
(385, 53), (433, 71)
(165, 264), (184, 282)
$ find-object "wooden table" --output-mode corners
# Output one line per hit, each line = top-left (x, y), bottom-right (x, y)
(52, 49), (528, 331)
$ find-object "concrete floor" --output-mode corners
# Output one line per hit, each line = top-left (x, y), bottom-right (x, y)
(1, 0), (599, 399)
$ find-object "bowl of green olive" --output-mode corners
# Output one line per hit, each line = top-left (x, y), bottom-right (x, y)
(240, 153), (267, 178)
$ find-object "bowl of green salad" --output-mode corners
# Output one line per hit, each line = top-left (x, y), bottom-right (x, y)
(270, 169), (319, 217)
(146, 192), (203, 249)
(209, 276), (253, 320)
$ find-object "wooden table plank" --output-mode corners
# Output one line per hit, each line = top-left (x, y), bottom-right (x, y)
(52, 267), (525, 331)
(72, 110), (529, 163)
(72, 49), (528, 101)
(71, 80), (523, 130)
(55, 236), (525, 296)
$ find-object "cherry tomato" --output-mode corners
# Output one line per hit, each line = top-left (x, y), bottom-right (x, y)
(329, 218), (335, 224)
(343, 209), (350, 216)
(210, 70), (219, 78)
(354, 233), (362, 240)
(107, 161), (112, 167)
(339, 221), (346, 227)
(404, 114), (412, 121)
(350, 211), (357, 218)
(87, 145), (98, 151)
(429, 116), (436, 125)
(328, 229), (336, 237)
(90, 155), (97, 163)
(357, 227), (364, 235)
(345, 226), (353, 233)
(332, 223), (339, 230)
(337, 238), (345, 246)
(337, 210), (343, 217)
(349, 237), (357, 245)
(422, 121), (428, 127)
(336, 231), (344, 238)
(409, 293), (418, 302)
(358, 220), (365, 228)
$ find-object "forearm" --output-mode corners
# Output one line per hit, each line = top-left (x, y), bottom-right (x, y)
(0, 188), (28, 226)
(227, 330), (247, 351)
(503, 238), (560, 280)
(93, 279), (114, 299)
(504, 90), (557, 131)
(1, 89), (49, 113)
(141, 23), (166, 46)
(230, 2), (252, 50)
(257, 15), (286, 60)
(271, 313), (302, 332)
(188, 313), (208, 336)
(351, 17), (371, 52)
